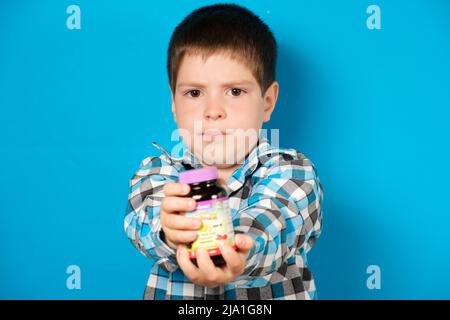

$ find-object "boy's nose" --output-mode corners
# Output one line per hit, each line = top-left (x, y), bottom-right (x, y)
(204, 106), (226, 120)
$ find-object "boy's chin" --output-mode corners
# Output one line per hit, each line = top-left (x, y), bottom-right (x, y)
(199, 156), (238, 169)
(210, 162), (239, 169)
(191, 142), (254, 169)
(197, 151), (245, 169)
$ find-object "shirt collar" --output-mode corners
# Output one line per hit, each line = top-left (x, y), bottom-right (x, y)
(152, 137), (298, 192)
(151, 140), (203, 169)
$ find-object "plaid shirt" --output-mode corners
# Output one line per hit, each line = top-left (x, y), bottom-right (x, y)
(124, 137), (324, 300)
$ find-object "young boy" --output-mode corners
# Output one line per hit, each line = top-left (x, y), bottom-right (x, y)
(124, 4), (323, 300)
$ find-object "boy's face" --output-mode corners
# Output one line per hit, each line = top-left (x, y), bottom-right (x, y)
(171, 52), (278, 169)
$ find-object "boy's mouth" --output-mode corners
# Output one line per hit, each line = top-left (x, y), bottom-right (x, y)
(201, 129), (228, 142)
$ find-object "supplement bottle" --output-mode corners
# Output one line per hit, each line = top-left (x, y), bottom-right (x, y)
(178, 166), (236, 266)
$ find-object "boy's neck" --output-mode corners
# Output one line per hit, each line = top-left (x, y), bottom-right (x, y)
(218, 165), (240, 191)
(199, 140), (260, 192)
(201, 163), (240, 193)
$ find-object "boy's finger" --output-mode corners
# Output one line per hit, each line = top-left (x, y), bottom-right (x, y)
(163, 213), (202, 231)
(164, 229), (198, 244)
(177, 245), (199, 278)
(235, 234), (254, 253)
(218, 242), (242, 275)
(163, 182), (190, 196)
(162, 196), (196, 213)
(196, 248), (220, 277)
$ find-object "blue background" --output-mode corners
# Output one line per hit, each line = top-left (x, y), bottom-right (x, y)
(1, 0), (449, 299)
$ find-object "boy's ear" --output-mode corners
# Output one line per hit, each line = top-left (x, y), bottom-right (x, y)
(170, 85), (177, 123)
(263, 81), (279, 123)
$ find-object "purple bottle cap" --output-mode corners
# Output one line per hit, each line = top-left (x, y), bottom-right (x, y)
(178, 167), (218, 184)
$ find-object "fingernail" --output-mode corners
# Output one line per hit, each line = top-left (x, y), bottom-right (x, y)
(183, 184), (190, 193)
(189, 199), (196, 207)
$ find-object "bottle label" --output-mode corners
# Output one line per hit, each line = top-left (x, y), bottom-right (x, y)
(186, 197), (236, 259)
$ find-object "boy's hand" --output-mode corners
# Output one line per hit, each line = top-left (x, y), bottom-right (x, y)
(160, 182), (202, 250)
(176, 234), (254, 288)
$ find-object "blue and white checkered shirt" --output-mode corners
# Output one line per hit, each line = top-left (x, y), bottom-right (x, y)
(124, 137), (324, 300)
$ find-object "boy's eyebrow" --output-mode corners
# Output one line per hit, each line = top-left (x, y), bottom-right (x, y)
(177, 80), (255, 89)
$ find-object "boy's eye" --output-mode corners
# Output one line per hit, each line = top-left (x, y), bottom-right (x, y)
(228, 88), (245, 97)
(185, 88), (245, 97)
(186, 89), (201, 98)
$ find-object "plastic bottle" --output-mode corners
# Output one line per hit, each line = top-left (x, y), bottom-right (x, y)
(178, 166), (236, 266)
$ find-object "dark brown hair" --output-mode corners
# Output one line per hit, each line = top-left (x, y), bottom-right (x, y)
(167, 3), (277, 95)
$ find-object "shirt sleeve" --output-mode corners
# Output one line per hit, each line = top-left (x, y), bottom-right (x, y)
(123, 155), (180, 272)
(232, 152), (324, 287)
